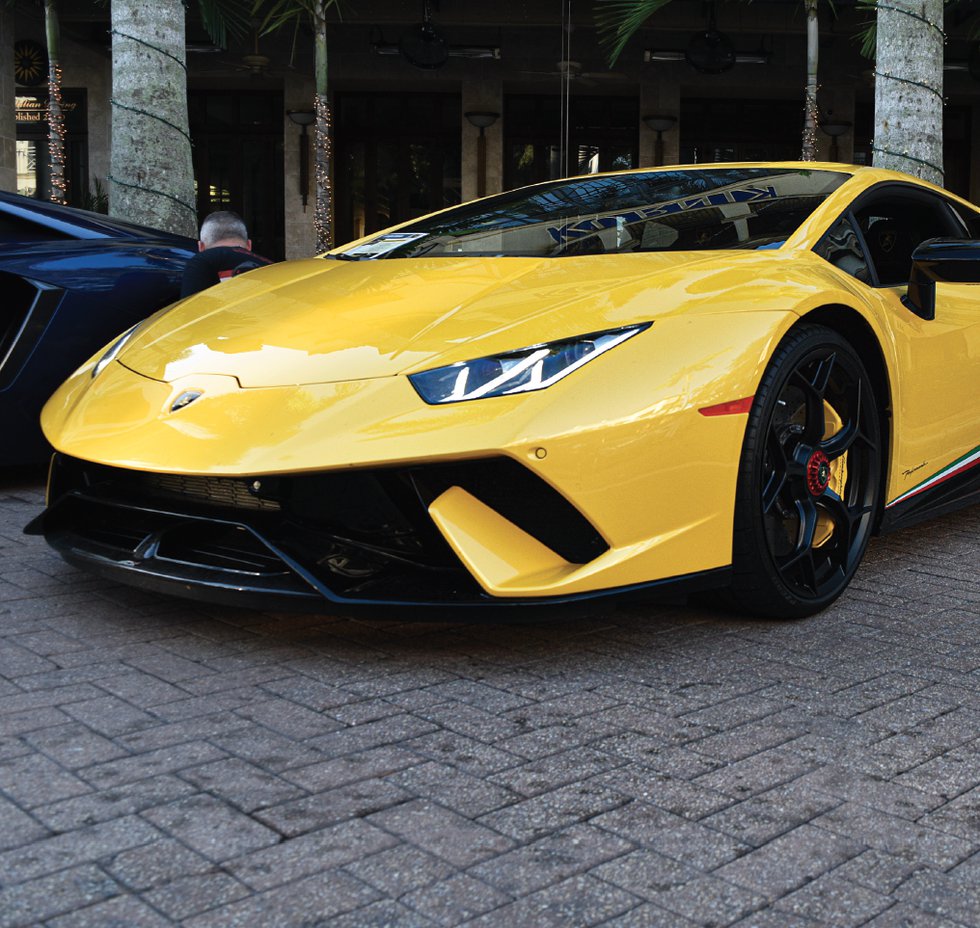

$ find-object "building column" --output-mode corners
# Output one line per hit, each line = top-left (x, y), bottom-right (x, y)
(0, 11), (16, 192)
(462, 80), (502, 201)
(639, 74), (680, 167)
(816, 83), (856, 164)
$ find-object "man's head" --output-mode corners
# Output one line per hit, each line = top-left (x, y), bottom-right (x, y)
(198, 211), (250, 252)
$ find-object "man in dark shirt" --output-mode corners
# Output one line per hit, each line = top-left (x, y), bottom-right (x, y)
(180, 210), (272, 298)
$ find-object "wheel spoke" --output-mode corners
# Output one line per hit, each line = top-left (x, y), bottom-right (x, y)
(796, 496), (819, 553)
(821, 421), (857, 459)
(817, 489), (873, 564)
(821, 378), (865, 459)
(775, 498), (819, 588)
(761, 429), (789, 513)
(792, 352), (836, 445)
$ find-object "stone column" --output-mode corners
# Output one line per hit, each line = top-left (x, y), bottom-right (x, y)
(0, 10), (16, 192)
(639, 73), (680, 168)
(815, 83), (856, 164)
(462, 79), (502, 201)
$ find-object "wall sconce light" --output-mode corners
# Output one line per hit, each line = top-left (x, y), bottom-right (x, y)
(820, 119), (851, 162)
(465, 111), (499, 197)
(287, 109), (316, 209)
(643, 115), (677, 166)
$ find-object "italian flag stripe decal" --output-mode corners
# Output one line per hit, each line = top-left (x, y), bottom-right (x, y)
(886, 445), (980, 509)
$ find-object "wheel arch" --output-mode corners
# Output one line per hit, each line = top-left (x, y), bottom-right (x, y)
(794, 303), (892, 531)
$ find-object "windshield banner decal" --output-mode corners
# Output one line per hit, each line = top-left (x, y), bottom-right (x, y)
(546, 184), (778, 244)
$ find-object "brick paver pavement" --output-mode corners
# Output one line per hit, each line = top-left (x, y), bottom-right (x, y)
(1, 467), (978, 927)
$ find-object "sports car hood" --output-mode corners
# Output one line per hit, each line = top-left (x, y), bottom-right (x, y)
(119, 251), (769, 387)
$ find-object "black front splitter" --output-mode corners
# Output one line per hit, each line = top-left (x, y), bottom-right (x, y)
(41, 520), (732, 616)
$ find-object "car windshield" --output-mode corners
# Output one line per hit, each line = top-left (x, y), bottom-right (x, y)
(337, 167), (849, 260)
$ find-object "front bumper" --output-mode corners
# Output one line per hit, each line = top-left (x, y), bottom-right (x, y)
(28, 453), (730, 610)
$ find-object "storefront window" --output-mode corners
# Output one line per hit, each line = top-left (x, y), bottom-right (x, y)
(504, 96), (638, 189)
(14, 89), (89, 205)
(335, 93), (462, 245)
(679, 98), (799, 163)
(189, 90), (285, 260)
(16, 140), (38, 198)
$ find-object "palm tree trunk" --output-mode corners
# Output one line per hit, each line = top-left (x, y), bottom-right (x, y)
(873, 0), (944, 185)
(801, 0), (819, 161)
(109, 0), (197, 236)
(313, 8), (333, 251)
(44, 0), (66, 203)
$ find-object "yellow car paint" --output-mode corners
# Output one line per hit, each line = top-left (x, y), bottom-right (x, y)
(37, 163), (980, 604)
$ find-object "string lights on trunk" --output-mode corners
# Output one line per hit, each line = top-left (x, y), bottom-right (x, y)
(47, 64), (67, 204)
(314, 93), (333, 252)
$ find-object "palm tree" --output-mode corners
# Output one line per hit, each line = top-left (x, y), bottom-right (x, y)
(595, 0), (823, 160)
(255, 1), (340, 252)
(801, 0), (818, 160)
(109, 0), (196, 235)
(3, 0), (68, 201)
(870, 0), (944, 184)
(108, 0), (252, 236)
(42, 0), (67, 202)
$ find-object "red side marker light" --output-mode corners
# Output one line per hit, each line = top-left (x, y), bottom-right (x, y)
(698, 396), (755, 417)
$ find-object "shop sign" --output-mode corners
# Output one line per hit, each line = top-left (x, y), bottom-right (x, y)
(16, 92), (85, 131)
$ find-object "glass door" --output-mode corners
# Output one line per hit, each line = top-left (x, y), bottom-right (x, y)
(334, 93), (461, 245)
(189, 91), (285, 259)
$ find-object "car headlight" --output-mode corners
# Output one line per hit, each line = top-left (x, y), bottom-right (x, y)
(409, 323), (651, 404)
(91, 323), (144, 379)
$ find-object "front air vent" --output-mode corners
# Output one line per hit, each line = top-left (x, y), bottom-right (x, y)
(0, 274), (64, 389)
(411, 458), (609, 565)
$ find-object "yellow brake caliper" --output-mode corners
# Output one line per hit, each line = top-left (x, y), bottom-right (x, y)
(814, 402), (847, 547)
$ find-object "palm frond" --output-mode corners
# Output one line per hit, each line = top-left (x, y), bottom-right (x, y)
(594, 0), (677, 66)
(252, 0), (343, 33)
(196, 0), (253, 49)
(853, 0), (877, 58)
(958, 8), (980, 38)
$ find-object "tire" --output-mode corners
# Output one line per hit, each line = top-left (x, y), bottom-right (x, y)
(728, 324), (882, 618)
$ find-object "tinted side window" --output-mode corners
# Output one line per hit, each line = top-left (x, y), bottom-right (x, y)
(853, 195), (957, 286)
(949, 202), (980, 238)
(0, 212), (69, 243)
(814, 215), (870, 283)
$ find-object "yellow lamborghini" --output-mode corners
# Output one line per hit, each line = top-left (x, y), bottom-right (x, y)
(27, 164), (980, 617)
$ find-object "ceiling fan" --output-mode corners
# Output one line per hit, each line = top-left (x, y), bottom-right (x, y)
(522, 58), (628, 86)
(644, 3), (769, 72)
(398, 1), (449, 69)
(222, 21), (274, 77)
(685, 2), (735, 74)
(199, 21), (293, 80)
(372, 3), (500, 67)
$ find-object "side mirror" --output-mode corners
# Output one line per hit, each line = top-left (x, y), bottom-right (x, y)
(905, 238), (980, 320)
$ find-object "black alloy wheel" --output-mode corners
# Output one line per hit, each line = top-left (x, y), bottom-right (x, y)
(729, 325), (883, 618)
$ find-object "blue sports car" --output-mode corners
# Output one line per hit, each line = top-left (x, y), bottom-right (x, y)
(0, 192), (194, 464)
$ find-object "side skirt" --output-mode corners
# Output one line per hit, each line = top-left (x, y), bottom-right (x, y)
(879, 448), (980, 534)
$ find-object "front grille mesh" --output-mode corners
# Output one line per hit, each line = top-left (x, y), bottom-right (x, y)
(141, 473), (281, 511)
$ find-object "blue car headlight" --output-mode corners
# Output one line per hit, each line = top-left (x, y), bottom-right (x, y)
(409, 323), (650, 404)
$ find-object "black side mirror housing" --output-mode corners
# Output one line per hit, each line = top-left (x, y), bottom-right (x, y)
(905, 238), (980, 321)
